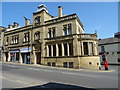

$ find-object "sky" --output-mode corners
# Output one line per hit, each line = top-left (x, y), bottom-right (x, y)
(2, 2), (118, 39)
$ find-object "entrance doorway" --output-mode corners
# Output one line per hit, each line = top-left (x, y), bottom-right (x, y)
(21, 52), (30, 64)
(36, 52), (41, 64)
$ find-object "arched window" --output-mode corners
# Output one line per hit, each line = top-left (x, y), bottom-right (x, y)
(35, 16), (41, 24)
(34, 31), (40, 40)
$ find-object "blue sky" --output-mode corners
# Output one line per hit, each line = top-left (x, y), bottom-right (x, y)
(2, 2), (118, 39)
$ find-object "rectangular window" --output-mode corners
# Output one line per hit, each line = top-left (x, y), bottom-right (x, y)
(63, 23), (72, 35)
(48, 28), (51, 38)
(24, 32), (30, 42)
(52, 27), (56, 37)
(63, 25), (67, 35)
(48, 27), (56, 38)
(53, 45), (56, 56)
(52, 62), (56, 67)
(83, 42), (88, 55)
(69, 43), (73, 55)
(68, 23), (72, 35)
(69, 62), (73, 68)
(47, 62), (51, 66)
(63, 62), (67, 68)
(11, 35), (19, 44)
(48, 45), (51, 56)
(64, 44), (68, 56)
(58, 44), (62, 56)
(89, 42), (93, 55)
(101, 46), (105, 52)
(6, 37), (9, 45)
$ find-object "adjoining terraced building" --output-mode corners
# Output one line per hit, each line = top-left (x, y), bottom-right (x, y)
(2, 4), (100, 69)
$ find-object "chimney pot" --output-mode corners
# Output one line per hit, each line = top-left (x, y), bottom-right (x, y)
(24, 17), (30, 26)
(13, 22), (19, 28)
(8, 25), (13, 29)
(58, 6), (63, 17)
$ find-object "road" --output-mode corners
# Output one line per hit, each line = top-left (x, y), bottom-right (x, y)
(1, 62), (119, 90)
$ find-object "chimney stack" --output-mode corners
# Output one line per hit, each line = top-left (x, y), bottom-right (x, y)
(24, 17), (30, 26)
(13, 22), (19, 28)
(8, 25), (13, 29)
(58, 6), (63, 17)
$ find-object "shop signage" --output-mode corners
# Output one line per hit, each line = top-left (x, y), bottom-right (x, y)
(20, 48), (31, 53)
(10, 49), (20, 53)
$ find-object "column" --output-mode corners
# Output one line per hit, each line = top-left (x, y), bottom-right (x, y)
(19, 52), (23, 64)
(51, 45), (53, 57)
(33, 51), (37, 64)
(46, 45), (49, 57)
(94, 42), (98, 55)
(56, 44), (59, 57)
(3, 53), (6, 62)
(88, 42), (90, 55)
(8, 52), (10, 62)
(81, 42), (84, 56)
(62, 43), (64, 56)
(67, 43), (70, 56)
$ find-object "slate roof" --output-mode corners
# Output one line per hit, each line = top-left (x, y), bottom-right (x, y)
(98, 37), (120, 45)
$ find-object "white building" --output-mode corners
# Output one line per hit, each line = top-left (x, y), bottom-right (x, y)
(98, 32), (120, 65)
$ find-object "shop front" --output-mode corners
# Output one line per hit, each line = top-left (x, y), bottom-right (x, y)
(20, 48), (31, 64)
(10, 49), (20, 63)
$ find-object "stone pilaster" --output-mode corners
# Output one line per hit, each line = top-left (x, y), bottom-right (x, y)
(62, 43), (64, 56)
(56, 44), (58, 56)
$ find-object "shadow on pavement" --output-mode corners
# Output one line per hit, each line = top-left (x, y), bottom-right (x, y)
(2, 82), (96, 90)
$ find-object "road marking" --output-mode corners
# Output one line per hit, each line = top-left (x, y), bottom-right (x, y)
(27, 68), (40, 71)
(27, 67), (98, 78)
(6, 65), (17, 68)
(62, 72), (98, 77)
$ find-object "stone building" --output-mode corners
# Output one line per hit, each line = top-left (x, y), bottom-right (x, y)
(0, 26), (6, 61)
(2, 4), (100, 69)
(98, 32), (120, 65)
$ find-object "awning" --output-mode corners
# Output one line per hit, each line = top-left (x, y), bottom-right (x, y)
(20, 48), (31, 53)
(10, 49), (20, 53)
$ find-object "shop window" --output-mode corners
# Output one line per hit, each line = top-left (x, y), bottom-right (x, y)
(34, 31), (40, 40)
(69, 62), (73, 68)
(83, 42), (88, 55)
(47, 62), (51, 66)
(53, 45), (56, 56)
(48, 45), (51, 56)
(69, 43), (73, 55)
(58, 44), (62, 56)
(64, 44), (68, 56)
(52, 62), (56, 67)
(63, 62), (67, 68)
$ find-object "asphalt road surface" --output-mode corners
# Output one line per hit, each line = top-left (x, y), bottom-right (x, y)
(1, 62), (119, 90)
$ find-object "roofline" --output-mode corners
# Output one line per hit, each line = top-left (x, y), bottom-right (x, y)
(33, 9), (53, 17)
(45, 13), (76, 23)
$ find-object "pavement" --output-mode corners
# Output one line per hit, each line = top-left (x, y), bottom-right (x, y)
(1, 61), (119, 89)
(1, 61), (116, 73)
